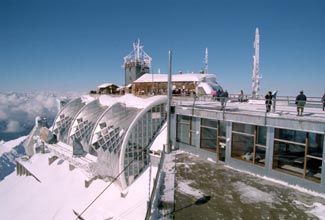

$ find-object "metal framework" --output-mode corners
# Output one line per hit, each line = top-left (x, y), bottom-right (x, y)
(123, 39), (152, 68)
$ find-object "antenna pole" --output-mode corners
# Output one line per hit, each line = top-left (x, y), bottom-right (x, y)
(205, 48), (208, 73)
(252, 28), (261, 98)
(166, 50), (172, 153)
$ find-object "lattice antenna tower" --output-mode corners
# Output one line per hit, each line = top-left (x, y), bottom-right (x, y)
(252, 28), (262, 98)
(123, 39), (152, 68)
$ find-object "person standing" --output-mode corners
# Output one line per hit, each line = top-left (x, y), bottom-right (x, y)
(265, 91), (272, 113)
(322, 93), (325, 111)
(221, 90), (229, 109)
(239, 89), (244, 102)
(295, 90), (307, 116)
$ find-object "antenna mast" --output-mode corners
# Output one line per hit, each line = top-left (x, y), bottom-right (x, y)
(123, 39), (152, 68)
(252, 28), (261, 98)
(204, 48), (208, 73)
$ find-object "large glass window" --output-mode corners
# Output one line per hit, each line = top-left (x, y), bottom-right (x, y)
(200, 119), (217, 152)
(231, 123), (266, 166)
(124, 103), (167, 186)
(273, 128), (323, 183)
(176, 115), (192, 145)
(200, 119), (226, 161)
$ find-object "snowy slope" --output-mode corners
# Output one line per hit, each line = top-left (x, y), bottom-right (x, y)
(0, 126), (167, 219)
(0, 136), (27, 181)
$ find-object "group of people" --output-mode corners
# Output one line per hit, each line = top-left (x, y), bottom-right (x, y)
(265, 90), (325, 116)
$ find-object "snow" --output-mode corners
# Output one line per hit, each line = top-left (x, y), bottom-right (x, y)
(306, 202), (325, 220)
(177, 180), (203, 199)
(150, 123), (166, 152)
(134, 73), (217, 83)
(81, 94), (96, 104)
(0, 154), (158, 220)
(97, 83), (115, 89)
(99, 94), (166, 109)
(0, 136), (160, 220)
(0, 136), (26, 156)
(294, 200), (325, 220)
(226, 165), (325, 199)
(232, 181), (275, 204)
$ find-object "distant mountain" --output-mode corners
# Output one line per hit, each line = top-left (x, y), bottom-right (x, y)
(0, 136), (27, 181)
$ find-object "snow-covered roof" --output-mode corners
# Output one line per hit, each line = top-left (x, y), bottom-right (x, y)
(134, 73), (217, 83)
(99, 94), (166, 109)
(97, 83), (120, 89)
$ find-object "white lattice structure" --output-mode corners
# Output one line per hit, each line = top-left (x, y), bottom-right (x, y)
(123, 39), (152, 68)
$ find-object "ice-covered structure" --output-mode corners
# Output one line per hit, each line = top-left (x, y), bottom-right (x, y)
(24, 94), (167, 189)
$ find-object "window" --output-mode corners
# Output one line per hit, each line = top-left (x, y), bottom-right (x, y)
(124, 103), (167, 186)
(273, 128), (323, 183)
(200, 119), (217, 152)
(200, 119), (227, 162)
(231, 123), (266, 166)
(218, 121), (227, 162)
(176, 115), (191, 145)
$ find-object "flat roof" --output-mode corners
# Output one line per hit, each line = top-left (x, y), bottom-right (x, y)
(134, 73), (217, 83)
(174, 97), (325, 133)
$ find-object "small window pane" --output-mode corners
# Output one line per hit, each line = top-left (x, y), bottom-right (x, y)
(308, 133), (323, 158)
(275, 128), (306, 144)
(201, 118), (218, 128)
(232, 123), (254, 135)
(273, 141), (306, 175)
(257, 126), (267, 145)
(219, 121), (227, 137)
(231, 133), (254, 162)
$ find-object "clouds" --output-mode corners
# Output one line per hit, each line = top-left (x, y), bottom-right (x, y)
(4, 121), (24, 133)
(0, 92), (81, 138)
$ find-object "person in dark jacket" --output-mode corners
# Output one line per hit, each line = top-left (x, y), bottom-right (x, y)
(265, 91), (272, 112)
(221, 90), (229, 109)
(295, 90), (307, 116)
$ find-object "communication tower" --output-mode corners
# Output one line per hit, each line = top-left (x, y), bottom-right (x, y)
(124, 39), (152, 86)
(252, 28), (262, 98)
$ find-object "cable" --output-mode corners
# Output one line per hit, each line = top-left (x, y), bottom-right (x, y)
(74, 150), (147, 220)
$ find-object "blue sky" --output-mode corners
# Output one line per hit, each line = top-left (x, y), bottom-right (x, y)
(1, 0), (324, 96)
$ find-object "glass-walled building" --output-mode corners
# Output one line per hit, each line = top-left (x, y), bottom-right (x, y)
(173, 106), (325, 194)
(49, 94), (167, 189)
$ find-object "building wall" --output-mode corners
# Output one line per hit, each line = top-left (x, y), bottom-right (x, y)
(119, 98), (167, 189)
(172, 108), (325, 194)
(125, 62), (149, 86)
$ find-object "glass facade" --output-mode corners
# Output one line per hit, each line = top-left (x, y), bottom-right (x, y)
(200, 118), (217, 152)
(176, 115), (197, 146)
(68, 100), (108, 154)
(200, 119), (227, 161)
(273, 128), (323, 182)
(231, 123), (266, 166)
(90, 103), (139, 158)
(124, 103), (167, 186)
(52, 98), (86, 142)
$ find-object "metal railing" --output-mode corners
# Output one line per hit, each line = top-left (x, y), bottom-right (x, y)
(171, 94), (325, 121)
(145, 146), (166, 220)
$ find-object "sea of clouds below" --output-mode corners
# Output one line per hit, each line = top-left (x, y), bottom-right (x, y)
(0, 91), (82, 141)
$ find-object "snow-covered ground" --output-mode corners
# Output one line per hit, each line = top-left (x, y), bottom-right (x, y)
(0, 124), (166, 219)
(174, 151), (325, 220)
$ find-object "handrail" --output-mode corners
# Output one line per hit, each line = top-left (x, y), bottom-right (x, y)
(145, 145), (166, 220)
